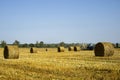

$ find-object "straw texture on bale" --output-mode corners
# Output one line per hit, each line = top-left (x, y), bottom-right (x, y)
(94, 42), (114, 57)
(68, 46), (74, 51)
(30, 47), (37, 53)
(74, 46), (80, 51)
(58, 47), (64, 52)
(4, 45), (19, 59)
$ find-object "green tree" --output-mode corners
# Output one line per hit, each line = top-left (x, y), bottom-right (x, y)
(22, 43), (28, 48)
(1, 40), (7, 47)
(59, 42), (65, 46)
(39, 41), (44, 47)
(13, 40), (20, 46)
(35, 41), (39, 47)
(115, 43), (120, 48)
(29, 43), (34, 47)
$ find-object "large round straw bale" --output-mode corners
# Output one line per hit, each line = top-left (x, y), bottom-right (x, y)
(30, 47), (37, 53)
(74, 46), (80, 51)
(94, 42), (114, 57)
(68, 46), (74, 51)
(58, 47), (64, 52)
(4, 45), (19, 59)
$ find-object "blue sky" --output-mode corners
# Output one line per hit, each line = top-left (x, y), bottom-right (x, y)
(0, 0), (120, 44)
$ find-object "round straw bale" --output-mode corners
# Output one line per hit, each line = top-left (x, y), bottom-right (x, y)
(46, 48), (48, 51)
(74, 46), (80, 51)
(94, 42), (114, 57)
(68, 46), (74, 51)
(58, 47), (64, 52)
(4, 45), (19, 59)
(30, 47), (37, 53)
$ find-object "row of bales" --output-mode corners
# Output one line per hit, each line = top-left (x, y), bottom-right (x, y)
(3, 42), (114, 59)
(30, 46), (81, 53)
(58, 46), (80, 52)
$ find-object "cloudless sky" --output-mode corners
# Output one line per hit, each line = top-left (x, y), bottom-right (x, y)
(0, 0), (120, 44)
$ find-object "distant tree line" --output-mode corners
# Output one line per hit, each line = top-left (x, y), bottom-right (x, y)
(0, 40), (120, 49)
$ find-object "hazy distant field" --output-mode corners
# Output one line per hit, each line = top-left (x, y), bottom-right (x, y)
(0, 48), (120, 80)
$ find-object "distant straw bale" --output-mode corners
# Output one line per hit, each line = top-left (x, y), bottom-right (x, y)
(68, 46), (74, 51)
(46, 48), (48, 51)
(74, 46), (80, 51)
(30, 47), (37, 53)
(94, 42), (114, 57)
(58, 47), (64, 52)
(4, 45), (19, 59)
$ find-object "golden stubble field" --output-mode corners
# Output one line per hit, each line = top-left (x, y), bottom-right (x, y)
(0, 48), (120, 80)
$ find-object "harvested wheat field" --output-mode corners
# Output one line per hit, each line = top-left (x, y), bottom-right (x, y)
(0, 48), (120, 80)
